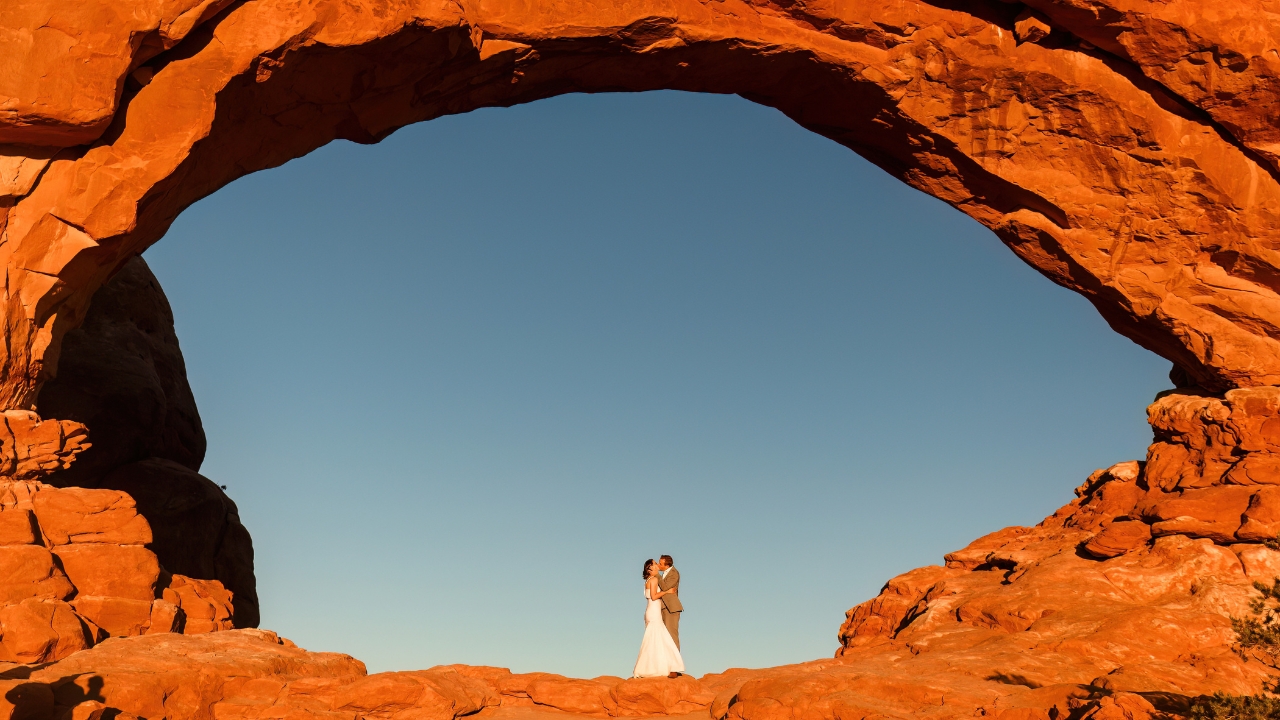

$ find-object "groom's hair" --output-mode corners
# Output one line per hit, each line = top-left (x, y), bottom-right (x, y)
(660, 555), (674, 566)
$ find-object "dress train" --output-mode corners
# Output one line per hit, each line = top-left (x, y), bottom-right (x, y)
(633, 588), (684, 678)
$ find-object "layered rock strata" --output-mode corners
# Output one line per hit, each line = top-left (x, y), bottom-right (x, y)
(0, 260), (251, 664)
(0, 480), (234, 665)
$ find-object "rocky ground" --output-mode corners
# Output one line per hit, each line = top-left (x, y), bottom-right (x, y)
(7, 0), (1280, 717)
(0, 220), (1274, 720)
(2, 450), (1278, 720)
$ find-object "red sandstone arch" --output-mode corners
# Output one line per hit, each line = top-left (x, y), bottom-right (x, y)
(9, 2), (1280, 712)
(4, 0), (1280, 411)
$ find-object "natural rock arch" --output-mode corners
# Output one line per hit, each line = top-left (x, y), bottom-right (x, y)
(9, 2), (1280, 716)
(4, 0), (1280, 415)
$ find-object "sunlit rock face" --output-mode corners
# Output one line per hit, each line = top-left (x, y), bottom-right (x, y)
(1, 0), (1280, 402)
(4, 0), (1280, 718)
(0, 480), (237, 665)
(37, 257), (206, 486)
(4, 455), (1280, 720)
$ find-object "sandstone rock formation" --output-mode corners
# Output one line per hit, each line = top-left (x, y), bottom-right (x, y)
(0, 257), (256, 660)
(2, 0), (1280, 403)
(7, 0), (1280, 719)
(98, 458), (257, 628)
(37, 257), (204, 486)
(0, 480), (235, 665)
(3, 450), (1279, 720)
(0, 413), (89, 483)
(36, 256), (258, 628)
(0, 629), (738, 720)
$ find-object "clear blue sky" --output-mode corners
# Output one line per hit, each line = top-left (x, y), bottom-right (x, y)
(143, 91), (1169, 677)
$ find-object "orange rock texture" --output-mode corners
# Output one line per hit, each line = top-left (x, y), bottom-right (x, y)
(7, 0), (1280, 719)
(4, 451), (1280, 720)
(37, 256), (258, 627)
(0, 630), (739, 720)
(0, 480), (235, 665)
(1, 0), (1280, 403)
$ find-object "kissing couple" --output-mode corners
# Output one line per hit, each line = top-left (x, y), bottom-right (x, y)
(633, 554), (684, 679)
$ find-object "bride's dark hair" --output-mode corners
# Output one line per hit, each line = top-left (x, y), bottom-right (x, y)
(642, 558), (655, 580)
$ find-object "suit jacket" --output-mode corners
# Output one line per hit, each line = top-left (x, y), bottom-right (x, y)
(658, 567), (683, 612)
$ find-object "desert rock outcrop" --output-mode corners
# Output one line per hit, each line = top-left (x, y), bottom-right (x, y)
(36, 256), (258, 628)
(3, 453), (1280, 720)
(7, 0), (1280, 718)
(37, 257), (205, 487)
(2, 0), (1280, 401)
(0, 630), (738, 720)
(0, 480), (236, 665)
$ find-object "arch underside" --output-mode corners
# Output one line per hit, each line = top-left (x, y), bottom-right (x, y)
(3, 0), (1280, 409)
(5, 2), (1280, 712)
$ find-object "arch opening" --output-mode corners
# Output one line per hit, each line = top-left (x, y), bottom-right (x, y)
(2, 0), (1280, 715)
(113, 89), (1169, 672)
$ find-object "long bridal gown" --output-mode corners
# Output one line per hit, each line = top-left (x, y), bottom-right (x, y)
(633, 585), (685, 678)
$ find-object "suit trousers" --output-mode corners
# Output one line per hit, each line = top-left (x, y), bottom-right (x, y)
(661, 606), (681, 649)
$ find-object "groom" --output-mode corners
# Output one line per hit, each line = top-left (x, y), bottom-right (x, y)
(657, 554), (682, 674)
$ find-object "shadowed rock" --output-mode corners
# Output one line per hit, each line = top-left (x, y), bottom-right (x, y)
(38, 257), (204, 483)
(36, 257), (257, 628)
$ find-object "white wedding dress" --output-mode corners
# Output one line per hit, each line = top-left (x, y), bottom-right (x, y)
(632, 586), (685, 678)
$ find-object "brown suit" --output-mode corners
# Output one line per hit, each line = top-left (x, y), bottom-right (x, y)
(658, 567), (682, 649)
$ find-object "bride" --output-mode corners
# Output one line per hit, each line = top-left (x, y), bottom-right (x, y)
(633, 558), (685, 678)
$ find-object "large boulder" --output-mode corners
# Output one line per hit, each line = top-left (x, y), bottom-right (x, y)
(0, 480), (236, 665)
(101, 459), (258, 628)
(36, 257), (258, 627)
(37, 256), (204, 483)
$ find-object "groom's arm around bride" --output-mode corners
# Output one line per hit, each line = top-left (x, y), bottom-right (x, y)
(657, 555), (682, 650)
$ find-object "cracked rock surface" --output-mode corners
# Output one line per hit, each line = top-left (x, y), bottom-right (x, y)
(4, 1), (1280, 719)
(2, 0), (1280, 401)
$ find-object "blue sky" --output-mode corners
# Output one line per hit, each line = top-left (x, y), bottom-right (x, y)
(143, 91), (1169, 677)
